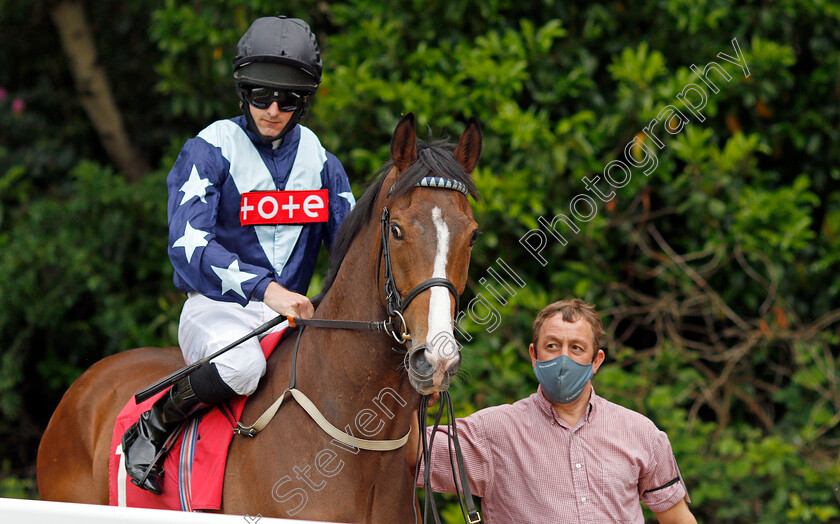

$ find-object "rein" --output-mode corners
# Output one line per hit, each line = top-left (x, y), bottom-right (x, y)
(416, 392), (481, 524)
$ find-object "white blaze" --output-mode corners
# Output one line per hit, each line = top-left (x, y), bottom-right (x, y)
(428, 207), (455, 369)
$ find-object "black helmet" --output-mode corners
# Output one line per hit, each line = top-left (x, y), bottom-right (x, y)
(233, 16), (322, 145)
(233, 16), (322, 93)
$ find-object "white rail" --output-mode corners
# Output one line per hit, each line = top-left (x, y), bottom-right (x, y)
(0, 498), (339, 524)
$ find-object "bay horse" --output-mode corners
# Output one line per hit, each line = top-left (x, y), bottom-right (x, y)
(37, 113), (482, 522)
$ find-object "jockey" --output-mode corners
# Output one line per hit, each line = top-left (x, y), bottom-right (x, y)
(122, 16), (355, 494)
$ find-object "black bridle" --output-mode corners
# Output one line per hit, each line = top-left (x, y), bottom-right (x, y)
(287, 204), (462, 349)
(379, 206), (461, 344)
(379, 202), (479, 524)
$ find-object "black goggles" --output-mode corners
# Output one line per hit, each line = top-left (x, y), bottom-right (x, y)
(243, 87), (304, 112)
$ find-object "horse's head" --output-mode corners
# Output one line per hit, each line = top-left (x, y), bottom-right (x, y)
(380, 114), (482, 394)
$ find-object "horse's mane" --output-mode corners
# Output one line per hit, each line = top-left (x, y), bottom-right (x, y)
(312, 139), (480, 306)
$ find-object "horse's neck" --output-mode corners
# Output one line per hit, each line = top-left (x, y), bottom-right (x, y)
(294, 220), (418, 438)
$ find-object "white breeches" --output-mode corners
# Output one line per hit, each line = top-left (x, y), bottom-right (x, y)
(178, 293), (286, 396)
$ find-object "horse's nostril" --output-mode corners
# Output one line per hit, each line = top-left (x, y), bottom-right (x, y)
(446, 357), (462, 376)
(409, 348), (434, 378)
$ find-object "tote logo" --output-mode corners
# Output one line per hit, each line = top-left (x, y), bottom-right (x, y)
(240, 190), (329, 225)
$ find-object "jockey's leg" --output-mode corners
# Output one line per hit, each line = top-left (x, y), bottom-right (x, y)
(178, 293), (278, 395)
(122, 294), (278, 493)
(121, 375), (204, 494)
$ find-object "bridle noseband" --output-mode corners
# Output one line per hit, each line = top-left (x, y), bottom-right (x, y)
(379, 206), (460, 345)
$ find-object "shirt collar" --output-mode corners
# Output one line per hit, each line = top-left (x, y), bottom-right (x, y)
(534, 384), (599, 427)
(533, 384), (556, 422)
(587, 386), (599, 421)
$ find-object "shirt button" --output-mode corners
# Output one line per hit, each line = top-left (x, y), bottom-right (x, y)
(581, 497), (587, 503)
(575, 463), (581, 469)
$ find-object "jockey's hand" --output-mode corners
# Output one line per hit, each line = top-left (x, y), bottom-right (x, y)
(264, 282), (315, 319)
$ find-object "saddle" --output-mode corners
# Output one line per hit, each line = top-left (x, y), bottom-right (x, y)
(107, 329), (286, 511)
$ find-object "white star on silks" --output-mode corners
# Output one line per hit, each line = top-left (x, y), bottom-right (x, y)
(172, 221), (209, 263)
(212, 260), (257, 299)
(179, 165), (212, 205)
(338, 191), (356, 209)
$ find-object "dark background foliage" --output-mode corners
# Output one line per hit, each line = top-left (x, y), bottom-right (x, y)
(1, 1), (838, 521)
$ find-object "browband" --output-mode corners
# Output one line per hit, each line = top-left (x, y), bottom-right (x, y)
(416, 176), (469, 197)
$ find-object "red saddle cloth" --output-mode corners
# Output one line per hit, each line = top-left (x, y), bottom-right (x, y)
(108, 329), (287, 511)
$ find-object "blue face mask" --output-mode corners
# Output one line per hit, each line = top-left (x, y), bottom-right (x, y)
(533, 355), (593, 404)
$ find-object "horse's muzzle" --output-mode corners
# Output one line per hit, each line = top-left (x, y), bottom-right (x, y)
(407, 344), (461, 394)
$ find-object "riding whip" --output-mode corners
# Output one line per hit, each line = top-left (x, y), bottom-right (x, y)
(133, 314), (289, 403)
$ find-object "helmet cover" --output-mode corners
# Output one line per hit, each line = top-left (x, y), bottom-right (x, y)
(233, 16), (322, 92)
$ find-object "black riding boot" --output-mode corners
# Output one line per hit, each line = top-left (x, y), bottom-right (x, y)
(121, 363), (238, 494)
(121, 376), (202, 494)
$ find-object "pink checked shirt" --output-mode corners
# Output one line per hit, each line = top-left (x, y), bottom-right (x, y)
(418, 386), (688, 523)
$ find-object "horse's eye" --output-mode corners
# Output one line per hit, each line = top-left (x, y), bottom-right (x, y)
(390, 224), (404, 240)
(469, 229), (480, 247)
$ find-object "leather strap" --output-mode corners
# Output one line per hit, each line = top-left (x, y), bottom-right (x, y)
(380, 207), (461, 319)
(286, 316), (392, 333)
(235, 388), (410, 451)
(235, 326), (410, 451)
(415, 392), (481, 524)
(399, 277), (459, 315)
(444, 392), (481, 523)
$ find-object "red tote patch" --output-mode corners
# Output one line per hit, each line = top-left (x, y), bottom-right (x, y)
(240, 190), (329, 225)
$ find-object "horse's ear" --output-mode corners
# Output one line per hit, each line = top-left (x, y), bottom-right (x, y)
(454, 117), (482, 175)
(391, 113), (417, 172)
